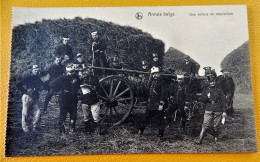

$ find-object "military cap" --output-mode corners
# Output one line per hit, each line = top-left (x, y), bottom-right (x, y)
(203, 66), (212, 70)
(152, 53), (158, 58)
(184, 56), (190, 59)
(113, 56), (119, 62)
(62, 35), (70, 40)
(32, 65), (40, 70)
(141, 60), (148, 66)
(77, 53), (83, 57)
(91, 31), (98, 36)
(151, 66), (160, 73)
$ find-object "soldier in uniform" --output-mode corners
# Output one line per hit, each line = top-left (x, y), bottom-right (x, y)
(138, 60), (151, 101)
(73, 53), (88, 77)
(197, 76), (227, 145)
(183, 56), (199, 103)
(79, 68), (102, 135)
(91, 31), (109, 75)
(151, 53), (162, 68)
(55, 36), (74, 65)
(138, 67), (168, 138)
(43, 56), (65, 113)
(16, 64), (46, 132)
(165, 71), (187, 131)
(216, 69), (235, 116)
(49, 64), (80, 135)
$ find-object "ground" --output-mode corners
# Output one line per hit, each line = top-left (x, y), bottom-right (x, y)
(5, 93), (258, 157)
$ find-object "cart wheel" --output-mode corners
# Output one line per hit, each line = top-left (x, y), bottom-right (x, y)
(98, 75), (134, 126)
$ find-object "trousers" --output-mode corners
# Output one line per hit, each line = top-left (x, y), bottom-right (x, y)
(82, 102), (101, 123)
(21, 94), (41, 132)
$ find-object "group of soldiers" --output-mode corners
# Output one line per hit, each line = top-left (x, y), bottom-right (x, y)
(16, 31), (106, 136)
(16, 31), (235, 145)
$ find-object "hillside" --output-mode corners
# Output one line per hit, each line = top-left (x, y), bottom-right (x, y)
(163, 47), (200, 74)
(221, 41), (252, 93)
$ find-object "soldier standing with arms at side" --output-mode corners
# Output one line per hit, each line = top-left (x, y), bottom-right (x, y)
(79, 68), (102, 135)
(55, 36), (74, 65)
(43, 56), (65, 114)
(16, 64), (46, 132)
(49, 64), (80, 136)
(138, 67), (168, 138)
(216, 69), (235, 116)
(91, 31), (109, 75)
(196, 76), (227, 145)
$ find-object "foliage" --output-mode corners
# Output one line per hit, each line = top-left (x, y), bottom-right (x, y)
(11, 17), (164, 75)
(221, 41), (251, 93)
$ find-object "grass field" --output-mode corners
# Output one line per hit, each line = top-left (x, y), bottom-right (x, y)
(5, 93), (258, 156)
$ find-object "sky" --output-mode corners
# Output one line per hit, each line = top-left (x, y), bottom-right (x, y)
(12, 5), (249, 75)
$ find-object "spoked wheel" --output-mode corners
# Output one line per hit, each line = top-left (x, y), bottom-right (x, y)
(98, 75), (134, 127)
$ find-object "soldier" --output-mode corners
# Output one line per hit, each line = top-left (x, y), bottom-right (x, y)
(138, 60), (150, 101)
(73, 53), (88, 77)
(196, 76), (227, 145)
(43, 56), (65, 113)
(141, 60), (149, 71)
(164, 70), (187, 131)
(184, 56), (197, 77)
(138, 67), (168, 138)
(91, 31), (109, 75)
(16, 64), (46, 132)
(217, 69), (235, 116)
(79, 68), (102, 135)
(55, 36), (74, 65)
(151, 53), (162, 68)
(50, 64), (80, 135)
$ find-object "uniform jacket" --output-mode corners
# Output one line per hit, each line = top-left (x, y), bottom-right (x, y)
(184, 61), (197, 76)
(79, 74), (101, 105)
(216, 75), (235, 93)
(168, 81), (185, 105)
(16, 70), (44, 98)
(91, 38), (107, 57)
(148, 77), (168, 110)
(55, 43), (74, 60)
(200, 86), (227, 112)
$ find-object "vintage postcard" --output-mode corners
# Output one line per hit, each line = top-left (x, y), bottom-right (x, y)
(5, 5), (257, 156)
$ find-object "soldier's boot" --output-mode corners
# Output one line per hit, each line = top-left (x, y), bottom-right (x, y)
(69, 120), (76, 134)
(138, 124), (145, 135)
(96, 121), (102, 135)
(197, 128), (207, 145)
(84, 121), (90, 135)
(181, 119), (186, 131)
(158, 129), (164, 138)
(60, 124), (66, 138)
(88, 120), (94, 134)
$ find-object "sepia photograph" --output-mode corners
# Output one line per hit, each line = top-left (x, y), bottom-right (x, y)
(5, 5), (257, 156)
